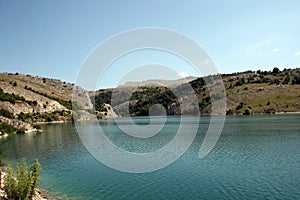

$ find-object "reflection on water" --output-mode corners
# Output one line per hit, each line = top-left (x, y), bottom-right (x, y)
(1, 115), (300, 199)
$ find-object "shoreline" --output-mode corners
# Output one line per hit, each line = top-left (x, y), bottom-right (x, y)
(36, 120), (73, 125)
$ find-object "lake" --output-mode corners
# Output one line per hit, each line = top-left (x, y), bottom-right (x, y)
(1, 115), (300, 199)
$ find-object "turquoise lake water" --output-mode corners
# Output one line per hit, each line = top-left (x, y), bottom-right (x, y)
(1, 115), (300, 199)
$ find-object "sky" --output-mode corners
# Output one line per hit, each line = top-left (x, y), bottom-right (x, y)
(0, 0), (300, 89)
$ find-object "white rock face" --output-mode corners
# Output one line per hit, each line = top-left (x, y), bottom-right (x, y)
(100, 103), (119, 118)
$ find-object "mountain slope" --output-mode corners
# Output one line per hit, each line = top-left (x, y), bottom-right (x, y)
(0, 73), (74, 134)
(1, 67), (299, 135)
(92, 68), (300, 116)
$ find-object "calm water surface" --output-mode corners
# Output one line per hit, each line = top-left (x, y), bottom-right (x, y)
(1, 115), (300, 199)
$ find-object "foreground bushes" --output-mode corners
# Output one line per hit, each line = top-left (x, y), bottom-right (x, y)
(3, 158), (41, 200)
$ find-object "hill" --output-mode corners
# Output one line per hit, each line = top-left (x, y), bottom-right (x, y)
(0, 73), (74, 135)
(92, 68), (300, 116)
(1, 67), (300, 135)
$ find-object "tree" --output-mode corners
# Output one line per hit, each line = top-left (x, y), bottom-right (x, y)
(272, 67), (280, 75)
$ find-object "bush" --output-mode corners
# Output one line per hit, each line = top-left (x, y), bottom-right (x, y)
(243, 108), (251, 115)
(282, 75), (290, 85)
(226, 109), (234, 115)
(33, 124), (41, 130)
(0, 108), (14, 119)
(0, 156), (5, 166)
(16, 127), (26, 134)
(3, 158), (41, 200)
(236, 102), (244, 110)
(292, 76), (300, 84)
(271, 78), (280, 85)
(0, 122), (16, 134)
(235, 78), (245, 86)
(97, 113), (104, 119)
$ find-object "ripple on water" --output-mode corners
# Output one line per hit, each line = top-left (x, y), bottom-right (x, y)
(1, 115), (300, 199)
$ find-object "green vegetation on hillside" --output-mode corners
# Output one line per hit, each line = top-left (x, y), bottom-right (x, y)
(0, 88), (26, 104)
(0, 122), (16, 134)
(17, 110), (72, 123)
(92, 68), (300, 116)
(0, 108), (14, 119)
(24, 86), (72, 109)
(0, 88), (38, 107)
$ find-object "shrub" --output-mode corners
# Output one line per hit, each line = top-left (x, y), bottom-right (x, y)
(271, 78), (280, 85)
(226, 109), (234, 115)
(243, 108), (251, 115)
(97, 113), (104, 119)
(235, 78), (245, 86)
(0, 156), (5, 166)
(282, 75), (290, 84)
(236, 102), (244, 110)
(0, 122), (16, 134)
(16, 127), (26, 134)
(292, 76), (300, 84)
(3, 158), (41, 200)
(0, 108), (14, 119)
(33, 124), (41, 130)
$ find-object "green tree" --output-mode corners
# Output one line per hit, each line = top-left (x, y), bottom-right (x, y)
(272, 67), (280, 75)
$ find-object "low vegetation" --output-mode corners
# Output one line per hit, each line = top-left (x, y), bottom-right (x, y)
(3, 158), (41, 200)
(0, 122), (16, 134)
(0, 88), (26, 105)
(24, 86), (72, 109)
(17, 110), (72, 123)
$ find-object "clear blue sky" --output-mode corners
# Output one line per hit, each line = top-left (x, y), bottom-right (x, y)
(0, 0), (300, 89)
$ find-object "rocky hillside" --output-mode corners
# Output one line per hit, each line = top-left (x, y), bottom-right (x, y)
(0, 72), (117, 135)
(1, 67), (299, 135)
(0, 73), (74, 134)
(92, 68), (300, 116)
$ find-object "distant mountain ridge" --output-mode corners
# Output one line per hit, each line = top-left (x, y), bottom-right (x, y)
(119, 76), (197, 88)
